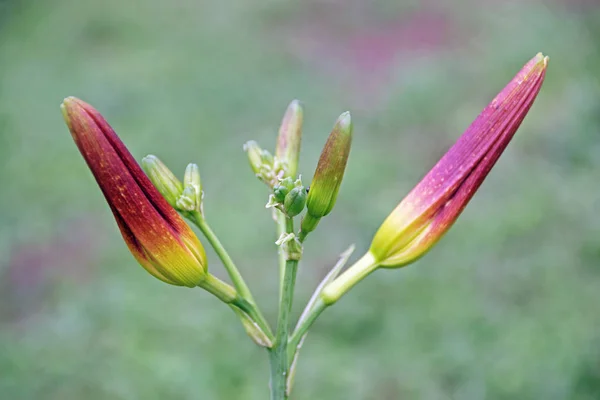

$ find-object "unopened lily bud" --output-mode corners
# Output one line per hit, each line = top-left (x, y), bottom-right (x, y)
(321, 53), (549, 305)
(300, 112), (353, 238)
(61, 97), (208, 287)
(371, 53), (549, 268)
(275, 100), (303, 178)
(141, 155), (183, 207)
(284, 186), (307, 217)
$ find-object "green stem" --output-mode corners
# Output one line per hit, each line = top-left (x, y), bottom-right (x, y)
(320, 251), (379, 306)
(232, 297), (274, 343)
(287, 298), (327, 363)
(190, 211), (273, 340)
(191, 212), (254, 302)
(269, 258), (298, 400)
(269, 216), (298, 400)
(276, 210), (287, 301)
(198, 273), (237, 304)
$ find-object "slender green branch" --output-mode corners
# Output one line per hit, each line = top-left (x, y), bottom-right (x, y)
(287, 298), (327, 361)
(276, 210), (287, 301)
(189, 211), (273, 340)
(232, 297), (274, 344)
(190, 211), (254, 302)
(198, 273), (237, 304)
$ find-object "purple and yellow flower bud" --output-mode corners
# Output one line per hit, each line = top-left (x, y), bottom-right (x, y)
(300, 112), (353, 239)
(275, 100), (303, 179)
(61, 97), (208, 288)
(321, 53), (548, 305)
(141, 155), (183, 208)
(372, 53), (548, 267)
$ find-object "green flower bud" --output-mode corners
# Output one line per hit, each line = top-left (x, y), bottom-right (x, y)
(244, 140), (263, 174)
(176, 186), (199, 212)
(275, 100), (303, 179)
(280, 177), (294, 190)
(244, 140), (277, 186)
(273, 185), (290, 203)
(284, 186), (307, 217)
(141, 155), (184, 207)
(300, 112), (352, 238)
(183, 163), (202, 195)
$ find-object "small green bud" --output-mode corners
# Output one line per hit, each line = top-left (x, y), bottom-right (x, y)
(281, 176), (295, 190)
(176, 186), (199, 212)
(141, 155), (184, 207)
(183, 163), (201, 195)
(244, 140), (264, 175)
(284, 186), (307, 217)
(244, 140), (278, 186)
(177, 163), (203, 213)
(275, 100), (304, 178)
(300, 112), (353, 237)
(273, 185), (290, 203)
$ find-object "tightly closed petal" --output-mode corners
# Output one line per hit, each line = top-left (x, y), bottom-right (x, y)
(372, 53), (548, 267)
(61, 97), (208, 287)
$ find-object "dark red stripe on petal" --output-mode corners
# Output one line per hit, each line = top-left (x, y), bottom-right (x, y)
(71, 99), (189, 237)
(109, 203), (181, 285)
(64, 100), (189, 258)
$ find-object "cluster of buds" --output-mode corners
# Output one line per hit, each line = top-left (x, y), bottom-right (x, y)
(140, 155), (183, 207)
(244, 100), (305, 188)
(245, 102), (354, 245)
(266, 177), (307, 217)
(243, 140), (282, 187)
(141, 156), (204, 215)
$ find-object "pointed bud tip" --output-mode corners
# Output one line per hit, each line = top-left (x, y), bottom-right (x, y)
(534, 52), (549, 65)
(530, 53), (549, 71)
(60, 97), (87, 129)
(337, 111), (352, 132)
(141, 154), (158, 165)
(243, 140), (257, 151)
(288, 99), (302, 111)
(60, 96), (87, 112)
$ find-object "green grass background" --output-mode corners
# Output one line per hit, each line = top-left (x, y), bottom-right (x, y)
(1, 1), (599, 399)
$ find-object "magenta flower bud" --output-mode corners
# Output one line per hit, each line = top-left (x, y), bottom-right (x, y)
(322, 53), (549, 305)
(372, 53), (549, 267)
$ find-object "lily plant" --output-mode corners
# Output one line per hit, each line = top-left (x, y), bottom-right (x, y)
(61, 53), (548, 399)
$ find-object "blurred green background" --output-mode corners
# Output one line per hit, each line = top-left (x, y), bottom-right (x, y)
(1, 0), (599, 399)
